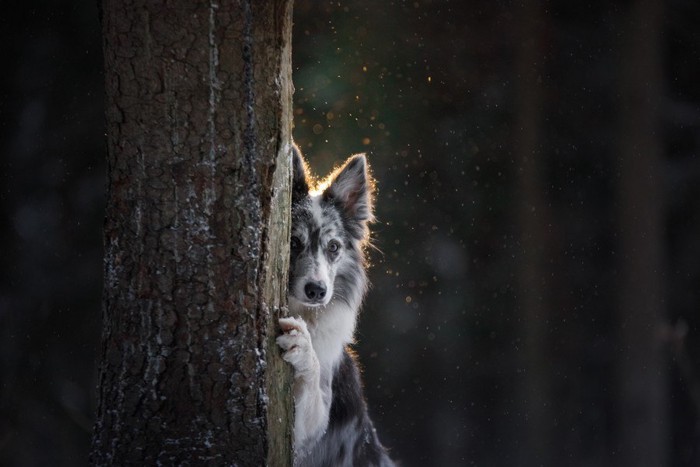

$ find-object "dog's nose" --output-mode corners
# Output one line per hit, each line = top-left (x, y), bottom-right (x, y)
(304, 281), (327, 301)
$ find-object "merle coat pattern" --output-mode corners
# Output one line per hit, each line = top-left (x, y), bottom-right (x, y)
(277, 145), (394, 467)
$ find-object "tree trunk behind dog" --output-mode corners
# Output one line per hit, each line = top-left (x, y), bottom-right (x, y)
(92, 1), (294, 465)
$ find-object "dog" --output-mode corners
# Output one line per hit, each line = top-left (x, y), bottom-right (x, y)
(276, 145), (395, 466)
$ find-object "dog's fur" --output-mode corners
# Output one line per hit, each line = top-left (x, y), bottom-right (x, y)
(276, 145), (394, 466)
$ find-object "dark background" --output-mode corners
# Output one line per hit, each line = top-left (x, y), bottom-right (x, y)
(2, 1), (700, 465)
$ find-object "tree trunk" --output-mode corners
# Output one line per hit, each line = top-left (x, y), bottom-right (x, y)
(615, 0), (668, 466)
(91, 1), (294, 465)
(514, 1), (552, 465)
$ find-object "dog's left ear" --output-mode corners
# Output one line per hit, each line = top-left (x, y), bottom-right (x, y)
(324, 154), (374, 224)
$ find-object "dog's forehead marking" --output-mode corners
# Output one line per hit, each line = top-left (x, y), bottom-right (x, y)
(309, 195), (326, 228)
(293, 194), (346, 247)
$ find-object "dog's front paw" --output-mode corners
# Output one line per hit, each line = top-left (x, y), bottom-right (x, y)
(277, 317), (319, 377)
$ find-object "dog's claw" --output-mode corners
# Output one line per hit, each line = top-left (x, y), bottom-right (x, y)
(277, 316), (316, 375)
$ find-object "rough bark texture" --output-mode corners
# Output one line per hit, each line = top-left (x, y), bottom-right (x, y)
(514, 2), (553, 465)
(615, 0), (668, 466)
(92, 1), (294, 465)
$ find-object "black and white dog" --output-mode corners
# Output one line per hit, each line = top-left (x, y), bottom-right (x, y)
(277, 145), (394, 466)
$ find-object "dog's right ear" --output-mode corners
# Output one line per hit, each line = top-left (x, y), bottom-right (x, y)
(292, 143), (310, 204)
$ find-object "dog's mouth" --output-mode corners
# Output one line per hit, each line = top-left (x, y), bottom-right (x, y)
(289, 292), (332, 310)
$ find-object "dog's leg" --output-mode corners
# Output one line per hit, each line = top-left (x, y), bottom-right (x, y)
(277, 316), (331, 454)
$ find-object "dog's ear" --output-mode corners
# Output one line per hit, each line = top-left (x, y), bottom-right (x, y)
(324, 153), (374, 224)
(292, 143), (310, 204)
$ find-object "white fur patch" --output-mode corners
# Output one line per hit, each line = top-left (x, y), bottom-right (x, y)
(309, 195), (325, 229)
(281, 301), (358, 459)
(277, 317), (331, 453)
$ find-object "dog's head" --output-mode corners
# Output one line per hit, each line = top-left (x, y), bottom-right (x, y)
(288, 145), (374, 312)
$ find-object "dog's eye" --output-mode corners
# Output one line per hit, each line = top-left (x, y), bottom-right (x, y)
(327, 240), (340, 253)
(291, 236), (302, 250)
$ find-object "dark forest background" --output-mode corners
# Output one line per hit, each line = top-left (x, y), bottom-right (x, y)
(2, 0), (700, 465)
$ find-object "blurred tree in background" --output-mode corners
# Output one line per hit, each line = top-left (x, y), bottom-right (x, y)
(614, 0), (667, 465)
(2, 1), (700, 466)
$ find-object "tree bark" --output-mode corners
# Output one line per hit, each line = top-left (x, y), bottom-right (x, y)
(615, 0), (668, 466)
(514, 1), (553, 465)
(91, 1), (294, 465)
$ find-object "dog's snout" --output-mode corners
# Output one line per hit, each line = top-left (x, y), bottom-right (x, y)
(304, 281), (327, 302)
